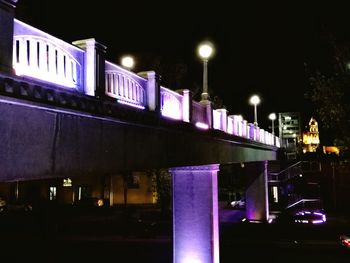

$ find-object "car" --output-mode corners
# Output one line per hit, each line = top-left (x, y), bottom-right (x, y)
(340, 235), (350, 248)
(230, 199), (245, 209)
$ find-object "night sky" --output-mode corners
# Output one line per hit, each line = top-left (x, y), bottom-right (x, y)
(14, 1), (350, 129)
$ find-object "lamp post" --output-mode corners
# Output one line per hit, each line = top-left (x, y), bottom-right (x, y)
(120, 55), (135, 71)
(249, 95), (260, 126)
(268, 112), (276, 135)
(197, 41), (214, 101)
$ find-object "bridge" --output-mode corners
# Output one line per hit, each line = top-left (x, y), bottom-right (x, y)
(0, 1), (280, 262)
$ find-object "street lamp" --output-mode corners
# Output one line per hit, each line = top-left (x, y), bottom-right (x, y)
(268, 112), (276, 135)
(120, 55), (135, 71)
(249, 95), (260, 126)
(197, 41), (214, 101)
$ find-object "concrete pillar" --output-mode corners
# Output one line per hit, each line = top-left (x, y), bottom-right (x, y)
(170, 164), (220, 263)
(0, 0), (17, 74)
(199, 99), (213, 129)
(242, 120), (247, 138)
(73, 38), (106, 97)
(181, 89), (191, 122)
(217, 108), (227, 132)
(137, 71), (160, 112)
(245, 161), (269, 222)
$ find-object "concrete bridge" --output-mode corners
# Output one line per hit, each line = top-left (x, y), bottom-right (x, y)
(0, 1), (280, 262)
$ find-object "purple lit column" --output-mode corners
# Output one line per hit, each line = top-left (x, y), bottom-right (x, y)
(170, 164), (220, 263)
(199, 100), (213, 129)
(0, 0), (17, 74)
(245, 161), (269, 222)
(73, 38), (106, 96)
(138, 71), (160, 112)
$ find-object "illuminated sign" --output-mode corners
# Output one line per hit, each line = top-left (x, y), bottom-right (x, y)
(63, 178), (72, 187)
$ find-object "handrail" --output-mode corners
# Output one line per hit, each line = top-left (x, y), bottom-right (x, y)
(269, 161), (302, 176)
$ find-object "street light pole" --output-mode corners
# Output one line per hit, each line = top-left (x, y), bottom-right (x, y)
(254, 104), (258, 126)
(269, 113), (276, 135)
(202, 59), (208, 100)
(121, 55), (135, 71)
(249, 95), (260, 126)
(198, 41), (214, 101)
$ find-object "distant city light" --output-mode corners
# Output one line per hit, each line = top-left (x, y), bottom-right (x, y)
(117, 99), (145, 109)
(195, 122), (209, 129)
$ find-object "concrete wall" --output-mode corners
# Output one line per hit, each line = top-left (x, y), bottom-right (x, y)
(0, 96), (277, 182)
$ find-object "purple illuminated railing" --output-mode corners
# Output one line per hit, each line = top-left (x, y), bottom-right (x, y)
(192, 101), (208, 128)
(105, 61), (147, 109)
(13, 19), (84, 90)
(160, 86), (183, 120)
(9, 19), (281, 148)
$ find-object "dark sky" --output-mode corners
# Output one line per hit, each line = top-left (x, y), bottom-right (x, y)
(14, 1), (350, 128)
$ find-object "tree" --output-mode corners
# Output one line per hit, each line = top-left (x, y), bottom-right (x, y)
(305, 39), (350, 148)
(148, 169), (172, 216)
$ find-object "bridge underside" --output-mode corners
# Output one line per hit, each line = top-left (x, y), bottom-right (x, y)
(0, 94), (276, 182)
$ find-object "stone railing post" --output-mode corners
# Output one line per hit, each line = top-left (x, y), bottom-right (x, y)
(73, 38), (106, 97)
(200, 100), (213, 129)
(248, 123), (255, 140)
(216, 108), (227, 132)
(0, 0), (17, 74)
(180, 89), (191, 122)
(137, 71), (160, 112)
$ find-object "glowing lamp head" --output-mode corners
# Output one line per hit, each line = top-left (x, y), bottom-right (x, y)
(198, 42), (214, 60)
(269, 113), (276, 120)
(249, 95), (260, 105)
(121, 55), (135, 69)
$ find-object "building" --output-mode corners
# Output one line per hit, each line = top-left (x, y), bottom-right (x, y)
(302, 117), (320, 153)
(278, 112), (302, 158)
(0, 172), (157, 207)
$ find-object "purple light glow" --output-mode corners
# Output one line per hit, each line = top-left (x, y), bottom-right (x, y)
(117, 99), (145, 109)
(182, 89), (190, 122)
(195, 122), (209, 129)
(171, 164), (220, 263)
(213, 110), (221, 130)
(294, 210), (326, 224)
(227, 116), (234, 134)
(161, 87), (182, 120)
(13, 19), (82, 89)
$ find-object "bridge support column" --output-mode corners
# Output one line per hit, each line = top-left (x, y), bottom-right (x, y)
(0, 0), (17, 74)
(170, 164), (220, 263)
(245, 161), (269, 222)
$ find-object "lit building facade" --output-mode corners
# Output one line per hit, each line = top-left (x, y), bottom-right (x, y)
(0, 172), (156, 207)
(303, 117), (320, 153)
(278, 112), (302, 158)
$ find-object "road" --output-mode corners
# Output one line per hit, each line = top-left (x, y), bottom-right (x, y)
(1, 207), (350, 262)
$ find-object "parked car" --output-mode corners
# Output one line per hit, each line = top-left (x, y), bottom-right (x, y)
(230, 199), (245, 209)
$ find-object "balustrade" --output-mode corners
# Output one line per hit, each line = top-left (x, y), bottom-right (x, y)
(8, 19), (280, 148)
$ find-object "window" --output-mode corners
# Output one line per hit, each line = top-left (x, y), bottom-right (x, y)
(49, 186), (57, 201)
(77, 186), (90, 200)
(272, 186), (278, 203)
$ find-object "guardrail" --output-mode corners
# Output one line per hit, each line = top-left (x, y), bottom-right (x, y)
(8, 19), (280, 148)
